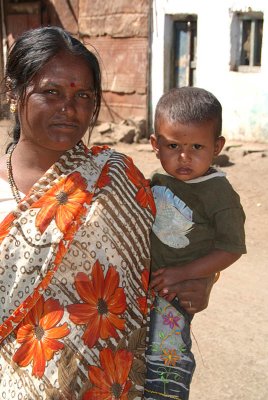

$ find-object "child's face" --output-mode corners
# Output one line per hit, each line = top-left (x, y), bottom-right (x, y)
(151, 120), (225, 181)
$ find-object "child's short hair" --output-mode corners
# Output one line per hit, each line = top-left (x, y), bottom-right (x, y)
(154, 87), (222, 138)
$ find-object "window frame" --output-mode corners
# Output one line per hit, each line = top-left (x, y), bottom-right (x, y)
(230, 11), (263, 73)
(163, 14), (197, 91)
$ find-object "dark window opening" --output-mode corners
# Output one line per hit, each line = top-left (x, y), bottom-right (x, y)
(230, 11), (263, 72)
(172, 18), (197, 87)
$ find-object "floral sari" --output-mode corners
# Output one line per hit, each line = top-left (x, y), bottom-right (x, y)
(0, 142), (155, 400)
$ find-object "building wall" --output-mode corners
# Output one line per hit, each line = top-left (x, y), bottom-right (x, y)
(50, 0), (150, 123)
(80, 0), (150, 123)
(1, 0), (150, 125)
(152, 0), (268, 142)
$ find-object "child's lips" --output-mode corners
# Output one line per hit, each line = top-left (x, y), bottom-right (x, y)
(177, 167), (192, 175)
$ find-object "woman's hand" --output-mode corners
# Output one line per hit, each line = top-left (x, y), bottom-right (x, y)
(150, 266), (186, 293)
(155, 275), (216, 315)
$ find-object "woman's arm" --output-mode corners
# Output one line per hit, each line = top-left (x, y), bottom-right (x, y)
(150, 249), (240, 294)
(163, 274), (217, 314)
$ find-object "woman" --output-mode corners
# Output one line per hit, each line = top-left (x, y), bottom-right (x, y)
(0, 27), (214, 399)
(0, 26), (156, 399)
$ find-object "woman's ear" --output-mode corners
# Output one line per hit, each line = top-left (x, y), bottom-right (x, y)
(214, 136), (225, 156)
(6, 91), (18, 114)
(150, 134), (160, 158)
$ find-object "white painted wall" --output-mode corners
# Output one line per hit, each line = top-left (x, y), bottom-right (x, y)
(151, 0), (268, 142)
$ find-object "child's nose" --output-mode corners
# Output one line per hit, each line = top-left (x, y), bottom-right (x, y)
(179, 149), (191, 161)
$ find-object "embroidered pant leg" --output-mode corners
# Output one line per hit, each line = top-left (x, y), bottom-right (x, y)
(144, 296), (195, 400)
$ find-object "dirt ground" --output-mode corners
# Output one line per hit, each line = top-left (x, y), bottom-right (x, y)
(1, 119), (268, 400)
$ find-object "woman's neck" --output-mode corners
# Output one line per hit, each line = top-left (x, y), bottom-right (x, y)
(4, 140), (66, 196)
(14, 140), (66, 172)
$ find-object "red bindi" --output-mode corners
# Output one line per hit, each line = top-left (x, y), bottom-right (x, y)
(70, 82), (75, 87)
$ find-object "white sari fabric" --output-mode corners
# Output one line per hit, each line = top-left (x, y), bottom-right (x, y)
(0, 142), (155, 399)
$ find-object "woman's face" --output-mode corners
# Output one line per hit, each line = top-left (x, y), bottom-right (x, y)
(17, 51), (95, 152)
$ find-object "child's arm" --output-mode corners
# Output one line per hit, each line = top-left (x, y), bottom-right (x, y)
(150, 249), (241, 295)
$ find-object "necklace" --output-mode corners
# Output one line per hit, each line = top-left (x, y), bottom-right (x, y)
(6, 144), (22, 204)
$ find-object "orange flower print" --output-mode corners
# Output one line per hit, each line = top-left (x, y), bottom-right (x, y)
(1, 275), (57, 344)
(67, 260), (126, 348)
(124, 157), (156, 216)
(137, 269), (150, 316)
(161, 349), (180, 366)
(90, 145), (109, 156)
(0, 319), (13, 341)
(0, 212), (16, 242)
(83, 142), (90, 154)
(12, 296), (70, 378)
(54, 240), (67, 267)
(96, 162), (110, 189)
(32, 171), (93, 234)
(63, 205), (87, 241)
(83, 348), (133, 400)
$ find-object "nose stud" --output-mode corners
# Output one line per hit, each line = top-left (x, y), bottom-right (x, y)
(61, 106), (66, 112)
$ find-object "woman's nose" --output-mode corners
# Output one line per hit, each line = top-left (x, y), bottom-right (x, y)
(60, 97), (75, 114)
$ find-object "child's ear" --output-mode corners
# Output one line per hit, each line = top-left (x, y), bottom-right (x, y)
(214, 136), (225, 156)
(150, 134), (160, 158)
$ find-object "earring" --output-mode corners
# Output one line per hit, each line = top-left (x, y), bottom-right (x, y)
(10, 101), (17, 114)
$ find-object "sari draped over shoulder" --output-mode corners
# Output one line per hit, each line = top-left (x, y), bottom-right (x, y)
(0, 142), (155, 400)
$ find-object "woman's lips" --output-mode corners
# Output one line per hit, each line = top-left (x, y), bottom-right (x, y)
(51, 123), (78, 128)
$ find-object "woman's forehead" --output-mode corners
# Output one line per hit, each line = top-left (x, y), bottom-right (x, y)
(32, 52), (93, 87)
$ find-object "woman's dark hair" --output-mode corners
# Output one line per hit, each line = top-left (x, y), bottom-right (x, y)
(4, 26), (102, 146)
(154, 86), (222, 138)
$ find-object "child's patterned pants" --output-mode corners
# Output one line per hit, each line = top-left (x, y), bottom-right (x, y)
(144, 296), (195, 400)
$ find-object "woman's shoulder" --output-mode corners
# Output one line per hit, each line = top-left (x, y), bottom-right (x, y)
(107, 149), (144, 175)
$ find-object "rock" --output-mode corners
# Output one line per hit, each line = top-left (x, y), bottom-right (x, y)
(212, 154), (234, 167)
(89, 119), (149, 145)
(112, 125), (136, 143)
(96, 122), (113, 134)
(133, 118), (147, 142)
(89, 126), (116, 145)
(117, 118), (148, 142)
(242, 149), (267, 156)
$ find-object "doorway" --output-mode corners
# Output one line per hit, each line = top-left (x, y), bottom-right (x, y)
(164, 14), (197, 90)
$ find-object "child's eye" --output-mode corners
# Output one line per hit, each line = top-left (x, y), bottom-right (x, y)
(193, 144), (203, 150)
(168, 143), (178, 149)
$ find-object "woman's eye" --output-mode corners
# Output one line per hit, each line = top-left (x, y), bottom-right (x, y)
(77, 91), (94, 100)
(78, 92), (89, 99)
(44, 89), (58, 95)
(193, 144), (203, 150)
(168, 144), (178, 149)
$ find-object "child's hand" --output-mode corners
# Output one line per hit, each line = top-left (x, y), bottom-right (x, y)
(150, 266), (185, 293)
(159, 288), (177, 302)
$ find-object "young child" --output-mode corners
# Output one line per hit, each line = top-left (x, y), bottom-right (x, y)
(144, 87), (246, 400)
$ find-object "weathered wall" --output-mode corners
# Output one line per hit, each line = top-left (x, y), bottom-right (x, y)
(79, 0), (150, 123)
(152, 0), (268, 143)
(45, 0), (79, 33)
(1, 0), (150, 128)
(48, 0), (150, 124)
